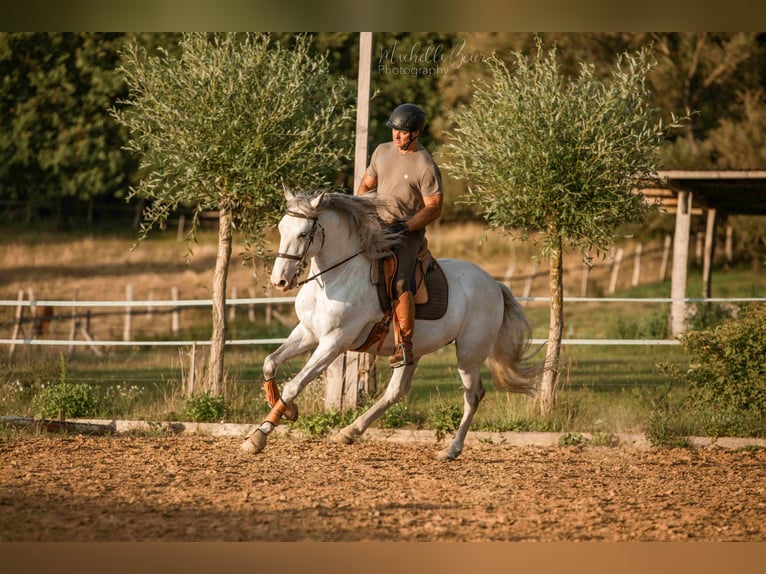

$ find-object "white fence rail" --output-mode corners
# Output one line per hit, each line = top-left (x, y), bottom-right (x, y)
(2, 295), (763, 349)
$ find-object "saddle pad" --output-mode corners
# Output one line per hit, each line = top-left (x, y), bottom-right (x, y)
(375, 257), (449, 321)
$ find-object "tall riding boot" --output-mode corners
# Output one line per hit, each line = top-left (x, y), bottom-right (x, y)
(389, 290), (415, 368)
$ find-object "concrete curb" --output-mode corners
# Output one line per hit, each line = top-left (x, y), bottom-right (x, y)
(6, 416), (766, 450)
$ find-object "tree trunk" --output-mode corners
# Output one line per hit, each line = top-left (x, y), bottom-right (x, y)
(208, 201), (232, 396)
(539, 235), (564, 416)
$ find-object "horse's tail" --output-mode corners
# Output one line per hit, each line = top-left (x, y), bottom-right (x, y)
(487, 282), (539, 396)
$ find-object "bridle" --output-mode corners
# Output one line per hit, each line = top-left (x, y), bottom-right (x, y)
(275, 209), (363, 288)
(275, 210), (325, 286)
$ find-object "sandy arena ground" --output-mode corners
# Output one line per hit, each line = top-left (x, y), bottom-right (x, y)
(1, 433), (764, 542)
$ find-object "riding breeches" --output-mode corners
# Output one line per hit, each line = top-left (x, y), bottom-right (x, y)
(391, 228), (425, 298)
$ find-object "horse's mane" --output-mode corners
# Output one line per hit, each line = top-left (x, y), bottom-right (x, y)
(287, 190), (398, 260)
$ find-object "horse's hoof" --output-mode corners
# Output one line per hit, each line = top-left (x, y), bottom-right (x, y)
(241, 430), (267, 454)
(334, 428), (355, 445)
(436, 448), (458, 462)
(282, 402), (299, 422)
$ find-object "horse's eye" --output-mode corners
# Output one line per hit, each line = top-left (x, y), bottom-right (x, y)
(299, 232), (309, 239)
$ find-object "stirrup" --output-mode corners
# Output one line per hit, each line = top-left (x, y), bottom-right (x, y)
(389, 343), (413, 368)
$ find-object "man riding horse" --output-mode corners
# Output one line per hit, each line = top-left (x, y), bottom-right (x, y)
(355, 103), (444, 367)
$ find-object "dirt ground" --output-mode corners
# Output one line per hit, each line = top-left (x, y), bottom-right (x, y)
(1, 433), (764, 542)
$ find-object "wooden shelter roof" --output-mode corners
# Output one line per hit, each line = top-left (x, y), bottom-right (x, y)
(654, 170), (766, 216)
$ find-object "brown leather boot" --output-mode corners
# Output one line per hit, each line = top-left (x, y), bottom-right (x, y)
(389, 291), (415, 367)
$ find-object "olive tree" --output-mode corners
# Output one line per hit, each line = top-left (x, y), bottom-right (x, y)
(113, 33), (352, 395)
(446, 40), (682, 415)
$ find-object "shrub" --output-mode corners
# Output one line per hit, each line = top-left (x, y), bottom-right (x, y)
(293, 410), (355, 437)
(32, 383), (100, 419)
(609, 310), (668, 339)
(428, 402), (463, 440)
(183, 392), (229, 422)
(642, 386), (692, 448)
(678, 304), (766, 413)
(685, 302), (734, 332)
(559, 432), (586, 447)
(379, 401), (412, 429)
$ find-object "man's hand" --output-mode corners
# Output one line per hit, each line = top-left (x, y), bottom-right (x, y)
(385, 221), (408, 237)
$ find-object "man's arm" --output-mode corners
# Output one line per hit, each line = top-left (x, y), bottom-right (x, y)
(404, 194), (442, 231)
(356, 173), (377, 196)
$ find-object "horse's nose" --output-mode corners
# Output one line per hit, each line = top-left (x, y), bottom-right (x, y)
(273, 278), (290, 291)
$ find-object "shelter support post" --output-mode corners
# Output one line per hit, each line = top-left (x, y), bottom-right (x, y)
(325, 32), (374, 411)
(702, 208), (717, 300)
(670, 190), (692, 337)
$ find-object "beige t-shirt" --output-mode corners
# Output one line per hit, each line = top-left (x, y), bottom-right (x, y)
(366, 141), (443, 223)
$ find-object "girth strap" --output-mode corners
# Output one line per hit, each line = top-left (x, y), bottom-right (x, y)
(352, 309), (393, 353)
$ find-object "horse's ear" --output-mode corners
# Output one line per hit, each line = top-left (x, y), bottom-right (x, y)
(282, 183), (294, 202)
(309, 190), (326, 210)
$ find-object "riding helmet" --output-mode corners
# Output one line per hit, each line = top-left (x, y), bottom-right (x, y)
(386, 103), (426, 133)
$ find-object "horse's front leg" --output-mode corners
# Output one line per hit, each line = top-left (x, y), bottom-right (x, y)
(262, 323), (315, 382)
(261, 323), (317, 421)
(242, 332), (347, 455)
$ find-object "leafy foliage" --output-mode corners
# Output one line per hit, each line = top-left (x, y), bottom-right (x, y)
(445, 39), (681, 259)
(428, 402), (463, 440)
(642, 385), (692, 448)
(292, 410), (356, 437)
(183, 391), (229, 422)
(32, 383), (100, 419)
(0, 33), (134, 224)
(379, 401), (412, 429)
(112, 33), (354, 253)
(445, 38), (685, 415)
(673, 304), (766, 414)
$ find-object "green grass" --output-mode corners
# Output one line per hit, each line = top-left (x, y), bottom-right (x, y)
(2, 264), (764, 439)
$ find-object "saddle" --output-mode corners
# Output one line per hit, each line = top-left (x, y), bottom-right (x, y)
(353, 241), (449, 353)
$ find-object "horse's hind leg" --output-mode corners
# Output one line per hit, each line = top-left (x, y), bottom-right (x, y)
(436, 364), (485, 461)
(335, 362), (417, 445)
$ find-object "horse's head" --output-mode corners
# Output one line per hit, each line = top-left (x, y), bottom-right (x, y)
(271, 188), (326, 291)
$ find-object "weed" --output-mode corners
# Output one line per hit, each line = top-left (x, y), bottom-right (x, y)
(642, 385), (691, 448)
(428, 402), (462, 441)
(293, 410), (356, 437)
(609, 310), (668, 339)
(591, 432), (620, 447)
(183, 392), (229, 422)
(379, 401), (412, 429)
(31, 383), (100, 419)
(559, 432), (586, 447)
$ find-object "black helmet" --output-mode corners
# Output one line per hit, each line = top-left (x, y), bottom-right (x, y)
(386, 103), (426, 133)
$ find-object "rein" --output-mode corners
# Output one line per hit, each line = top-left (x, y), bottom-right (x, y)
(276, 209), (362, 288)
(297, 250), (363, 286)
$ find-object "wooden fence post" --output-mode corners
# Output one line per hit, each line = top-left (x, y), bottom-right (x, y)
(27, 289), (36, 339)
(123, 284), (133, 341)
(67, 290), (78, 358)
(177, 214), (185, 242)
(660, 234), (672, 281)
(631, 243), (643, 287)
(146, 290), (154, 319)
(608, 248), (624, 294)
(171, 287), (180, 336)
(265, 285), (273, 326)
(229, 286), (238, 321)
(187, 341), (197, 396)
(248, 287), (257, 322)
(580, 261), (591, 297)
(522, 259), (538, 304)
(8, 289), (24, 360)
